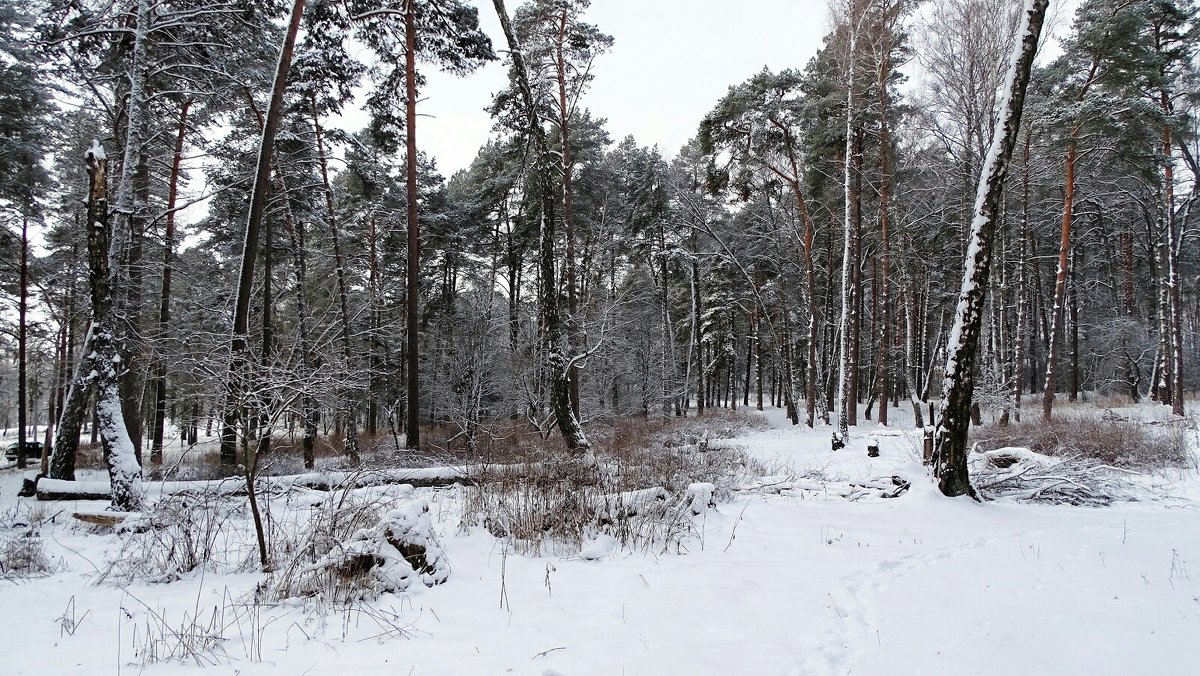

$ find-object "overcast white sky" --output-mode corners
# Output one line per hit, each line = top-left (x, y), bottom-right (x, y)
(402, 0), (834, 175)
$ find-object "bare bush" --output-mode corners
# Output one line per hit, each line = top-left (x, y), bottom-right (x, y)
(0, 530), (53, 578)
(99, 491), (251, 583)
(970, 413), (1193, 469)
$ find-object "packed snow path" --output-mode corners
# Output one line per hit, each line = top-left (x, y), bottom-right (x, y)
(1, 406), (1197, 675)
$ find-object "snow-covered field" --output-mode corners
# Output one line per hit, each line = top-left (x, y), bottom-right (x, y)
(1, 405), (1198, 675)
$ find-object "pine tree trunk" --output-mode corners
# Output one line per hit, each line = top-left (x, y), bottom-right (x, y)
(1068, 248), (1080, 402)
(877, 55), (892, 427)
(84, 143), (143, 510)
(1041, 137), (1076, 420)
(1010, 130), (1030, 423)
(404, 0), (422, 449)
(1162, 121), (1185, 416)
(17, 209), (29, 470)
(151, 100), (190, 465)
(312, 96), (360, 463)
(556, 8), (582, 420)
(934, 0), (1048, 498)
(836, 16), (858, 439)
(493, 0), (589, 454)
(220, 0), (305, 468)
(692, 250), (705, 416)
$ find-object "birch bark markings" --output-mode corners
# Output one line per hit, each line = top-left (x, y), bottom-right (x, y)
(934, 0), (1049, 498)
(837, 0), (860, 439)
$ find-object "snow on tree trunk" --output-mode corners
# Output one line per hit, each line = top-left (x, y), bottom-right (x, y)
(933, 0), (1049, 498)
(81, 141), (143, 511)
(836, 0), (859, 439)
(1041, 137), (1076, 421)
(493, 0), (589, 455)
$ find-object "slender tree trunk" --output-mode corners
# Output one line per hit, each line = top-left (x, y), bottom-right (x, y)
(1068, 247), (1080, 402)
(1163, 120), (1185, 416)
(836, 15), (858, 438)
(1010, 130), (1030, 423)
(1042, 137), (1077, 420)
(934, 0), (1048, 498)
(692, 249), (705, 416)
(311, 96), (360, 463)
(151, 100), (190, 465)
(877, 68), (892, 426)
(17, 210), (29, 470)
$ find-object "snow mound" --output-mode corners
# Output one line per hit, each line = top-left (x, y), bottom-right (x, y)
(579, 533), (617, 560)
(685, 482), (716, 515)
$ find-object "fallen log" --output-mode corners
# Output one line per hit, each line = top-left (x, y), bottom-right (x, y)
(72, 510), (136, 527)
(34, 467), (474, 502)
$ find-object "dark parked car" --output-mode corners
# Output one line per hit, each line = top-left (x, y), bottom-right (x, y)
(5, 441), (44, 461)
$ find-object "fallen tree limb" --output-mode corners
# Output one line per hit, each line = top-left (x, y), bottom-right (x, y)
(34, 467), (474, 502)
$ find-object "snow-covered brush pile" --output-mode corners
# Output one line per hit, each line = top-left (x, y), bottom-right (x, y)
(270, 500), (447, 604)
(970, 413), (1194, 470)
(462, 428), (763, 556)
(970, 447), (1140, 506)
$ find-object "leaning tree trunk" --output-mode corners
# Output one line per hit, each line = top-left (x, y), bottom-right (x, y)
(934, 0), (1049, 498)
(493, 0), (590, 454)
(83, 142), (143, 511)
(219, 0), (306, 468)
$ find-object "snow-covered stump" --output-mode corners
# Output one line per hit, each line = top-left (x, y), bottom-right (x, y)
(685, 482), (716, 515)
(867, 437), (880, 458)
(279, 501), (449, 601)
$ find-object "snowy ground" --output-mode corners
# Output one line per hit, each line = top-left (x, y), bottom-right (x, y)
(1, 404), (1198, 675)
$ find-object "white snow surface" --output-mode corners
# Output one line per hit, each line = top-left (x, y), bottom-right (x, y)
(1, 404), (1198, 675)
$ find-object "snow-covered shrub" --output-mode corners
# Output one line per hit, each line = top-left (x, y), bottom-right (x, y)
(272, 501), (448, 602)
(0, 529), (53, 577)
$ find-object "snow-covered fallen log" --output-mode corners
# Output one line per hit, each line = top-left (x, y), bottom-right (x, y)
(600, 486), (668, 518)
(34, 466), (472, 501)
(734, 473), (911, 501)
